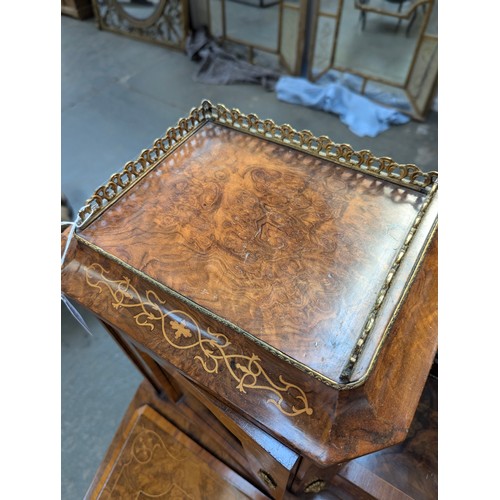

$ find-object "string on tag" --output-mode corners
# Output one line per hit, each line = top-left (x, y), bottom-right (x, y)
(61, 293), (94, 336)
(61, 219), (93, 336)
(61, 220), (77, 267)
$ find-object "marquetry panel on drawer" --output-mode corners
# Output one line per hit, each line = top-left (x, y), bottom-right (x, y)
(86, 404), (268, 500)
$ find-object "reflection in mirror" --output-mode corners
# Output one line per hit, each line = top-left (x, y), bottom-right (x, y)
(225, 0), (280, 50)
(253, 49), (282, 72)
(119, 0), (162, 19)
(336, 0), (430, 85)
(320, 0), (339, 16)
(364, 81), (412, 111)
(208, 0), (224, 38)
(426, 0), (437, 35)
(405, 0), (437, 115)
(204, 0), (437, 118)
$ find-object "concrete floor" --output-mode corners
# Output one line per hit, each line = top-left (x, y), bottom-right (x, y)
(61, 14), (437, 500)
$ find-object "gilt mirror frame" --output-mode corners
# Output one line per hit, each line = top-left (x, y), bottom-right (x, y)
(91, 0), (189, 50)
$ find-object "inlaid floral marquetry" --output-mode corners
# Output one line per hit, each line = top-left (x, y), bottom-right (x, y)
(96, 405), (261, 499)
(86, 263), (313, 418)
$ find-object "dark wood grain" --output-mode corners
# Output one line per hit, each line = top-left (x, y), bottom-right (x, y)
(346, 375), (438, 499)
(61, 0), (93, 19)
(320, 232), (438, 464)
(167, 367), (301, 499)
(285, 375), (437, 498)
(80, 121), (427, 383)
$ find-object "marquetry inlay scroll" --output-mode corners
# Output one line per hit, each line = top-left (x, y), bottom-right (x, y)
(85, 263), (313, 417)
(99, 406), (256, 499)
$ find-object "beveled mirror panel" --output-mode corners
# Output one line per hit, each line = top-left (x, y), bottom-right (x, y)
(92, 0), (189, 50)
(407, 34), (437, 113)
(225, 0), (280, 49)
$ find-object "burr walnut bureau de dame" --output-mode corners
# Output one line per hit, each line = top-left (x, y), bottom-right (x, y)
(61, 101), (438, 499)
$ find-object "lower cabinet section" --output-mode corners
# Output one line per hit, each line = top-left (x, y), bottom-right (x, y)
(86, 404), (266, 499)
(86, 375), (437, 499)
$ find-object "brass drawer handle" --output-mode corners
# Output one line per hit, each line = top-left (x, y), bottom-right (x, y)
(304, 479), (327, 493)
(258, 470), (277, 490)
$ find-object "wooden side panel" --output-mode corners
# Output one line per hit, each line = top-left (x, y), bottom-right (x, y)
(85, 375), (437, 499)
(62, 225), (437, 466)
(325, 233), (438, 463)
(289, 375), (437, 498)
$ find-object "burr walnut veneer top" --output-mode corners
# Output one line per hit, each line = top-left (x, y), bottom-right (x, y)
(80, 122), (427, 383)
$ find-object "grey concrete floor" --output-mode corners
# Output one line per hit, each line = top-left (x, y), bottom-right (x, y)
(61, 14), (437, 500)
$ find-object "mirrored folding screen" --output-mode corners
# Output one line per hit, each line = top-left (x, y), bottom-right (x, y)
(307, 0), (438, 118)
(205, 0), (437, 118)
(92, 0), (438, 119)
